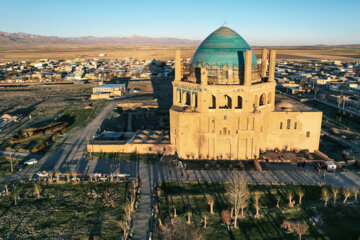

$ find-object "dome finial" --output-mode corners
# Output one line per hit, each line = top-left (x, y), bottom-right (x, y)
(223, 21), (227, 27)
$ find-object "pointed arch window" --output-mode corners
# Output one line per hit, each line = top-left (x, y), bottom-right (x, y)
(235, 96), (243, 109)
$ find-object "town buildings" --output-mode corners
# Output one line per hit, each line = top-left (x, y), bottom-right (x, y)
(0, 57), (174, 83)
(276, 60), (360, 113)
(90, 83), (126, 100)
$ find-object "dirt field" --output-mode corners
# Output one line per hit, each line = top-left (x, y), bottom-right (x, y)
(0, 45), (359, 61)
(0, 83), (105, 143)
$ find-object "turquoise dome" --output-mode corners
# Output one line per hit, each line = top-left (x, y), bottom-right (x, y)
(192, 26), (257, 69)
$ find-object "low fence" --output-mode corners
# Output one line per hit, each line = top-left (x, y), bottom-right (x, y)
(87, 142), (175, 155)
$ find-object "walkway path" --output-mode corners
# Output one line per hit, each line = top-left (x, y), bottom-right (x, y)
(155, 163), (360, 189)
(132, 161), (153, 240)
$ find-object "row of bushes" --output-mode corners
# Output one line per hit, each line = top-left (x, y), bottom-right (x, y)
(22, 121), (66, 133)
(31, 129), (66, 152)
(9, 131), (43, 144)
(9, 122), (68, 144)
(44, 122), (68, 134)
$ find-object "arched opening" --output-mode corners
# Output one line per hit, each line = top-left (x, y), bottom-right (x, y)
(233, 65), (239, 81)
(184, 92), (191, 106)
(259, 93), (266, 106)
(192, 93), (198, 108)
(267, 92), (272, 104)
(209, 95), (216, 109)
(208, 64), (218, 76)
(176, 90), (181, 103)
(220, 95), (232, 109)
(222, 65), (229, 79)
(235, 96), (243, 109)
(223, 127), (227, 135)
(253, 95), (259, 108)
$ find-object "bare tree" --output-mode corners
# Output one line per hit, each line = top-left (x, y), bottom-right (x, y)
(65, 174), (70, 183)
(158, 218), (163, 227)
(353, 188), (359, 202)
(292, 222), (309, 240)
(7, 151), (13, 173)
(14, 194), (18, 206)
(282, 220), (309, 240)
(5, 185), (8, 195)
(109, 173), (114, 182)
(201, 213), (208, 229)
(157, 187), (162, 197)
(71, 172), (77, 182)
(12, 186), (19, 206)
(158, 218), (204, 240)
(122, 202), (131, 222)
(158, 220), (172, 240)
(206, 194), (215, 215)
(226, 174), (249, 228)
(221, 210), (231, 230)
(298, 188), (304, 205)
(186, 211), (192, 225)
(288, 192), (294, 207)
(276, 195), (281, 208)
(34, 183), (41, 199)
(48, 171), (53, 184)
(253, 192), (262, 217)
(322, 188), (330, 207)
(342, 188), (351, 204)
(129, 195), (136, 212)
(117, 220), (129, 239)
(332, 187), (339, 205)
(55, 172), (60, 182)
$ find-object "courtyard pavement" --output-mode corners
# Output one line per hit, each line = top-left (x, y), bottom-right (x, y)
(157, 163), (360, 189)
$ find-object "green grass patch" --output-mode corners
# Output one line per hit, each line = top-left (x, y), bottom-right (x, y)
(58, 102), (105, 130)
(0, 156), (20, 177)
(0, 181), (132, 239)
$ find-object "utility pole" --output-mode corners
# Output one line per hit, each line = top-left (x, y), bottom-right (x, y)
(8, 150), (13, 173)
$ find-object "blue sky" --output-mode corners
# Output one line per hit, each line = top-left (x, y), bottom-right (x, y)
(1, 0), (360, 45)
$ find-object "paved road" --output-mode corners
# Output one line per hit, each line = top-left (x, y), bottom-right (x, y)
(0, 101), (138, 187)
(39, 101), (116, 174)
(0, 150), (33, 158)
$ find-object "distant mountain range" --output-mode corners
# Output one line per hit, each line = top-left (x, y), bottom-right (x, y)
(0, 31), (201, 46)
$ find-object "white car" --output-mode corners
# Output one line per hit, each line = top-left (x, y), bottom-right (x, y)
(24, 159), (38, 165)
(36, 171), (48, 178)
